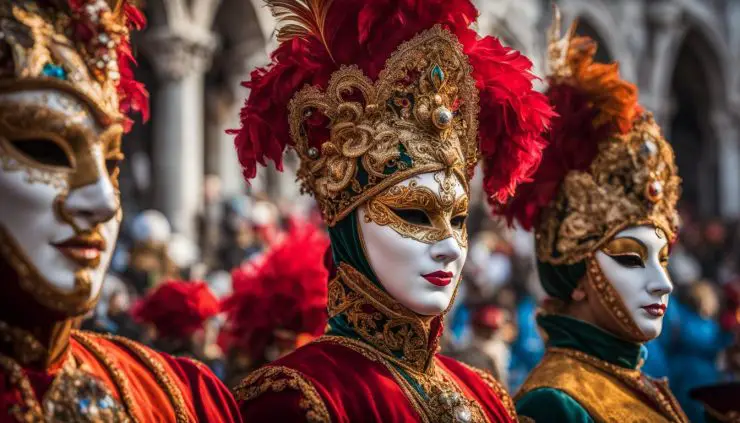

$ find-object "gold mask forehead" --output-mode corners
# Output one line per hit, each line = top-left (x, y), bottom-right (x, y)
(0, 90), (123, 191)
(364, 171), (469, 248)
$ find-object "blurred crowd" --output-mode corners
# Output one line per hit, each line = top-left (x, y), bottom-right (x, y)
(81, 176), (740, 421)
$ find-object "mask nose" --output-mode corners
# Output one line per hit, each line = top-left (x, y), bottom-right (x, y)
(430, 236), (462, 266)
(62, 176), (118, 230)
(647, 264), (673, 298)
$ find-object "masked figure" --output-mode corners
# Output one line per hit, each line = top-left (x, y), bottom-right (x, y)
(228, 0), (554, 421)
(0, 1), (239, 421)
(499, 11), (687, 423)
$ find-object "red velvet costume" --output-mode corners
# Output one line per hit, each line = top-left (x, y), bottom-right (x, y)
(0, 1), (240, 421)
(228, 0), (553, 421)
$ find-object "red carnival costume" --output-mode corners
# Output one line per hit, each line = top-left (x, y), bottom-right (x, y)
(0, 1), (239, 421)
(228, 0), (553, 422)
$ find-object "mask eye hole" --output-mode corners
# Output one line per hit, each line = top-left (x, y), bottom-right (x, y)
(450, 215), (467, 229)
(392, 208), (431, 226)
(609, 254), (645, 269)
(9, 138), (74, 169)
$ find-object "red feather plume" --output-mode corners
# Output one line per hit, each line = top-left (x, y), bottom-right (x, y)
(498, 32), (639, 230)
(131, 280), (219, 339)
(220, 221), (330, 359)
(229, 0), (553, 204)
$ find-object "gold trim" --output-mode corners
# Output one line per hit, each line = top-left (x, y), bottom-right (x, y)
(234, 365), (332, 423)
(328, 263), (436, 373)
(457, 362), (517, 421)
(102, 333), (190, 423)
(584, 253), (647, 341)
(72, 331), (140, 422)
(549, 347), (688, 422)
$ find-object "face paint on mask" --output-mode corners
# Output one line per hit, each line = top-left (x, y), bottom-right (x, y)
(358, 171), (469, 316)
(591, 225), (673, 341)
(0, 89), (123, 315)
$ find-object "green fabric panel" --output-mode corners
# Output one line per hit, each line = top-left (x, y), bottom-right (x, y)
(516, 388), (594, 423)
(538, 314), (642, 369)
(536, 259), (586, 301)
(328, 211), (379, 285)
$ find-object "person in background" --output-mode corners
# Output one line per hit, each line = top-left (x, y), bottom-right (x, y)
(665, 280), (734, 422)
(131, 280), (227, 378)
(501, 10), (688, 422)
(123, 209), (178, 294)
(221, 222), (329, 388)
(453, 305), (515, 388)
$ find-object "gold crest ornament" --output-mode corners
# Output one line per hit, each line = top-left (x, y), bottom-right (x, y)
(0, 0), (146, 125)
(290, 25), (479, 226)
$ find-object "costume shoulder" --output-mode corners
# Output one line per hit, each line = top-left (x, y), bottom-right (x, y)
(515, 387), (594, 423)
(235, 339), (426, 422)
(71, 331), (240, 422)
(436, 354), (518, 423)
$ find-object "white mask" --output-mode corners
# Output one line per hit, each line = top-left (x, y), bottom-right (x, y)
(0, 89), (122, 315)
(594, 225), (673, 340)
(358, 171), (469, 316)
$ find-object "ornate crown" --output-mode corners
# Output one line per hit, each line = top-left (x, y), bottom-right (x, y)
(290, 26), (479, 225)
(0, 0), (148, 128)
(501, 9), (681, 264)
(231, 0), (554, 226)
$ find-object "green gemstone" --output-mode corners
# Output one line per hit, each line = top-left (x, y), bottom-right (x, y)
(430, 65), (445, 89)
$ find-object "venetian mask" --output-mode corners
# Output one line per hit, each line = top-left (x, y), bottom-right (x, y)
(358, 171), (469, 316)
(0, 89), (123, 316)
(590, 225), (673, 341)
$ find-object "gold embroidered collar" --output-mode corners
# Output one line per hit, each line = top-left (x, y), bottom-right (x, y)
(327, 263), (444, 374)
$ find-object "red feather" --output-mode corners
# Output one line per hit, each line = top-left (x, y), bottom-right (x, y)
(131, 280), (219, 339)
(220, 221), (330, 358)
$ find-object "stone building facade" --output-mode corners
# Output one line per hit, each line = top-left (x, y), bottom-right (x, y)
(123, 0), (740, 240)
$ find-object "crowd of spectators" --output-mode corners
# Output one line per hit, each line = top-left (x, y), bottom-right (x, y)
(81, 176), (740, 420)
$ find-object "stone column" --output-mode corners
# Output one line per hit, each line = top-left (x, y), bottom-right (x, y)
(141, 27), (217, 240)
(712, 111), (740, 218)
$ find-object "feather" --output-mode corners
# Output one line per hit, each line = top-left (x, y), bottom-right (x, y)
(267, 0), (336, 63)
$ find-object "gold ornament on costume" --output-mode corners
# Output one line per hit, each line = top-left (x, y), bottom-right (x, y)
(0, 0), (134, 122)
(535, 12), (681, 265)
(289, 25), (478, 226)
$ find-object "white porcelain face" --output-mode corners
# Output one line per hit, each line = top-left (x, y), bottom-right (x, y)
(0, 89), (123, 314)
(594, 225), (673, 340)
(358, 171), (468, 316)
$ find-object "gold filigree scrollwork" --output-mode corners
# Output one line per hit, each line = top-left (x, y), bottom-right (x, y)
(0, 3), (125, 122)
(234, 365), (331, 423)
(364, 179), (468, 247)
(536, 113), (681, 265)
(289, 25), (479, 226)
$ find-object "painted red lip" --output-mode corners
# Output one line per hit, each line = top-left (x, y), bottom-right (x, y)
(422, 270), (454, 287)
(52, 232), (106, 269)
(642, 303), (667, 317)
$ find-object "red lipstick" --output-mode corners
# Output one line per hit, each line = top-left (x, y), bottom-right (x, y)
(52, 232), (106, 269)
(422, 270), (454, 287)
(642, 303), (667, 317)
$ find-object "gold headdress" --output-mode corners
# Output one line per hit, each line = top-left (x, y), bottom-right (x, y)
(231, 0), (555, 226)
(502, 9), (681, 265)
(0, 0), (148, 125)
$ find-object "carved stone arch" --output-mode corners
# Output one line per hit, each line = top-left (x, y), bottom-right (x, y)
(668, 26), (727, 217)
